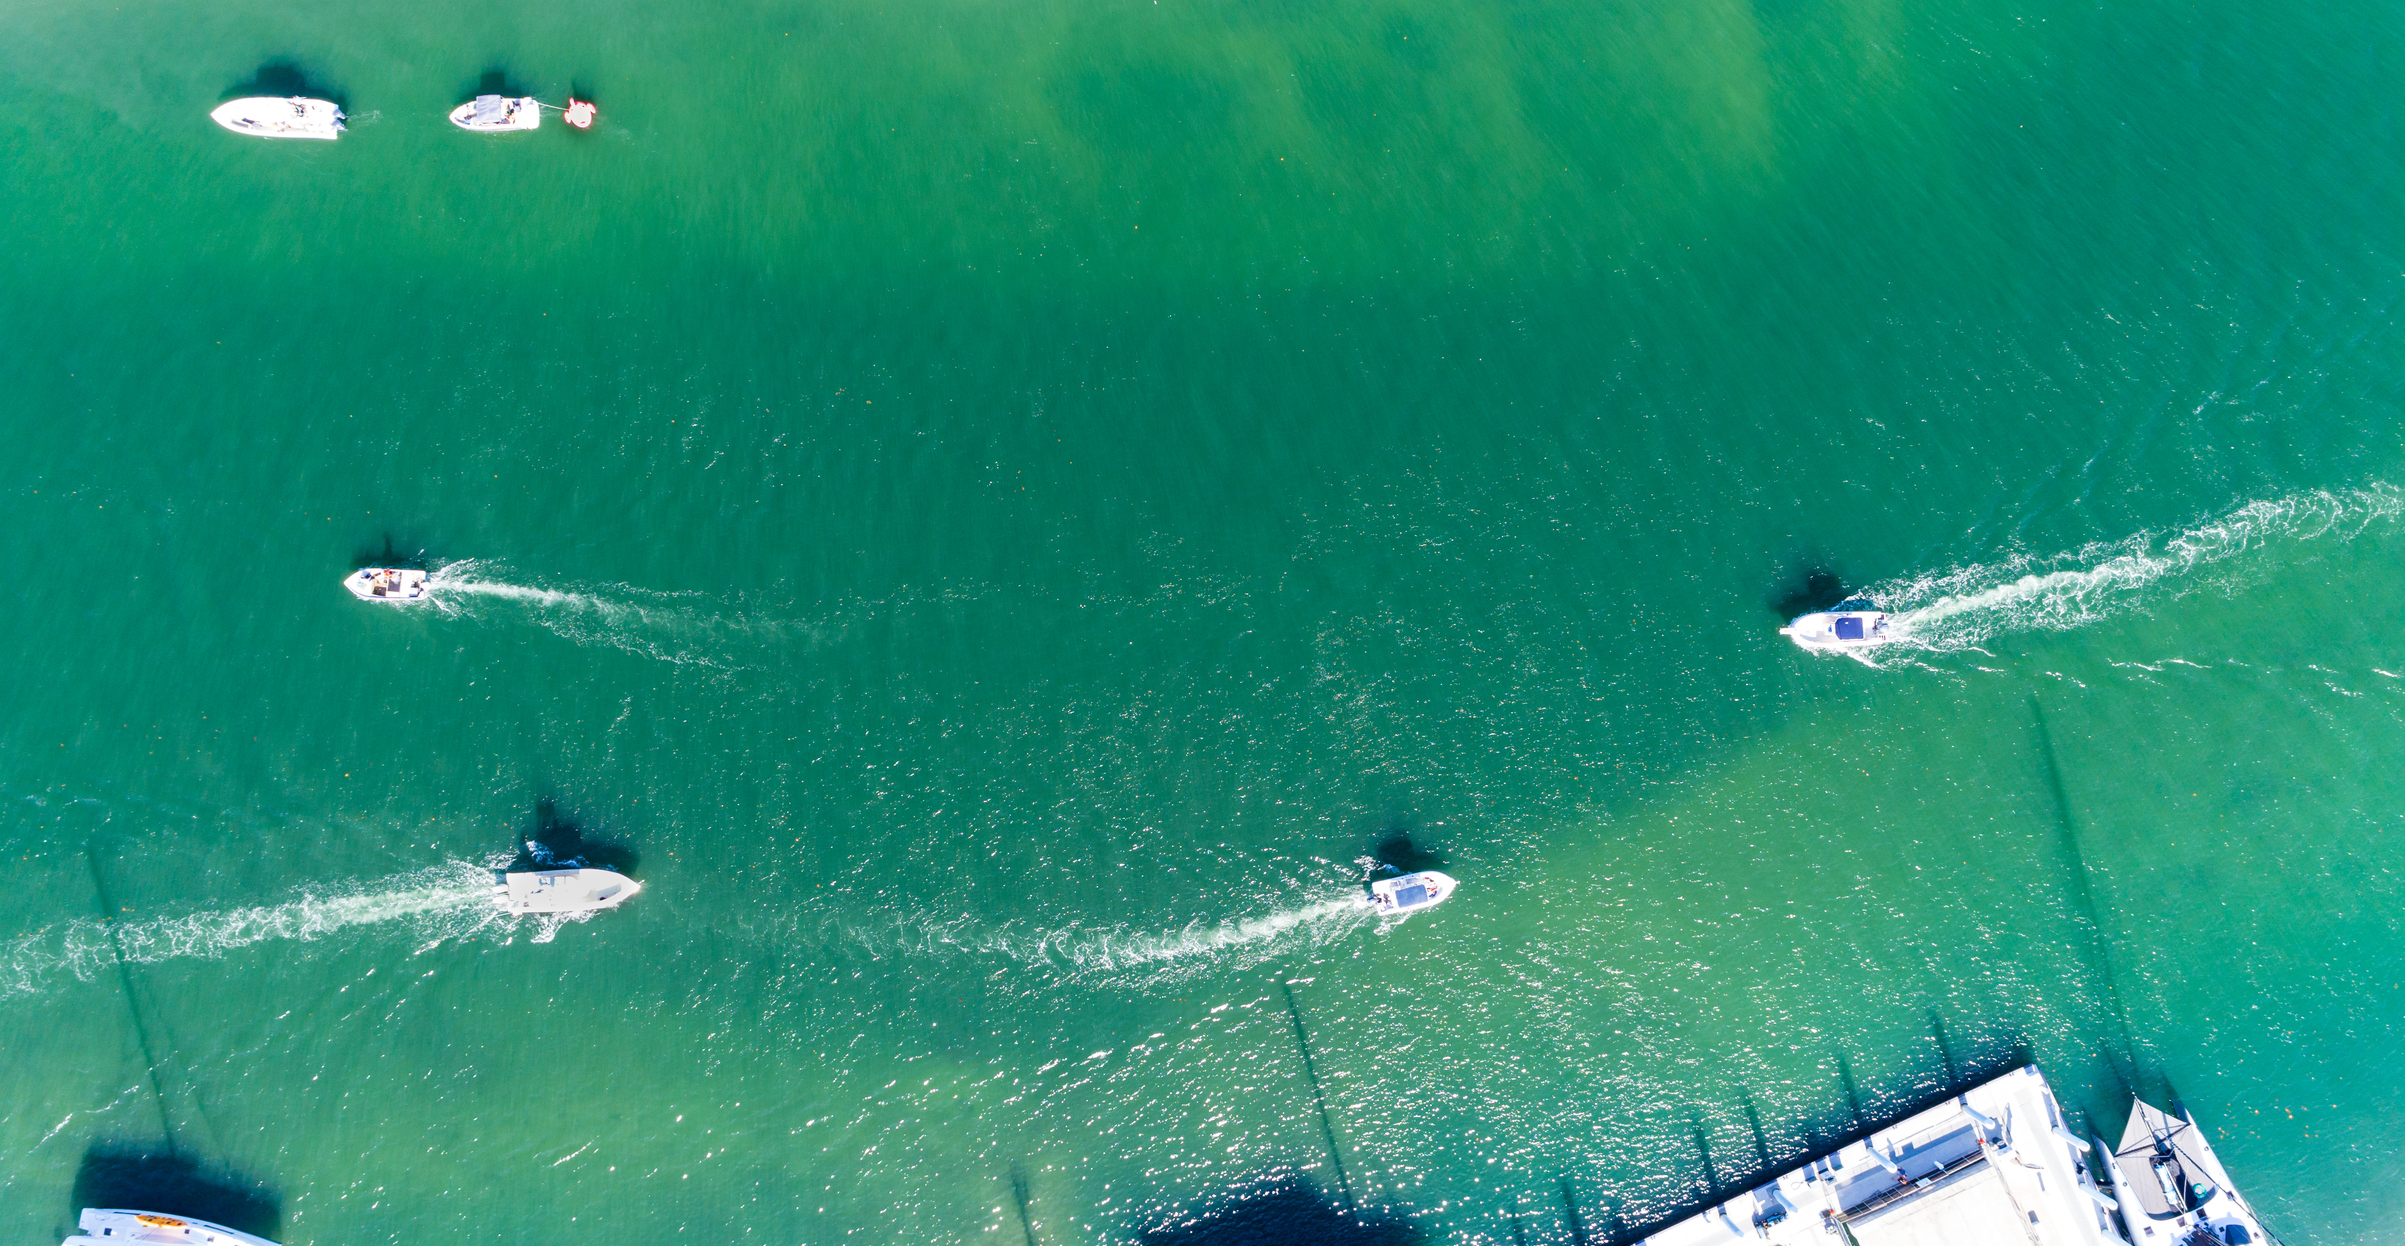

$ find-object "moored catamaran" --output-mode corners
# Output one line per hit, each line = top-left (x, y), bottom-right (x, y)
(63, 1209), (279, 1246)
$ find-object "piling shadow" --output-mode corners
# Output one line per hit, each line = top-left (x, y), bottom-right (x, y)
(73, 1145), (280, 1239)
(510, 797), (639, 875)
(1141, 1179), (1415, 1246)
(226, 60), (345, 110)
(1766, 563), (1851, 620)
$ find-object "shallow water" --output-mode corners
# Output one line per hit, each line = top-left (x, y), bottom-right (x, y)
(4, 0), (2405, 1240)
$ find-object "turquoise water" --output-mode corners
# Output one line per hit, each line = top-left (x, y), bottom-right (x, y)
(6, 0), (2405, 1240)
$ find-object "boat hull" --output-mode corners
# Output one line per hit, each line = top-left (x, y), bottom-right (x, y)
(449, 96), (542, 131)
(497, 867), (641, 914)
(345, 567), (430, 603)
(1780, 610), (1892, 650)
(210, 97), (343, 140)
(65, 1209), (280, 1246)
(1369, 870), (1457, 915)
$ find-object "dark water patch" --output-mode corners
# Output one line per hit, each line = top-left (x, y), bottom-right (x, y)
(1141, 1179), (1416, 1246)
(511, 796), (640, 875)
(346, 534), (432, 572)
(225, 60), (344, 110)
(71, 1146), (281, 1240)
(1765, 564), (1851, 620)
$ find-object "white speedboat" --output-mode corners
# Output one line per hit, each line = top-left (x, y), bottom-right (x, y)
(496, 867), (640, 914)
(1369, 870), (1456, 915)
(449, 95), (541, 132)
(343, 567), (430, 603)
(210, 97), (344, 140)
(1780, 599), (1893, 651)
(64, 1209), (279, 1246)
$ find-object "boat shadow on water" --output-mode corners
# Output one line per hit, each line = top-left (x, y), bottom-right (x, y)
(1368, 823), (1447, 879)
(71, 1144), (281, 1241)
(1765, 563), (1854, 622)
(509, 797), (640, 875)
(1140, 1179), (1417, 1246)
(347, 535), (432, 573)
(224, 60), (346, 111)
(463, 68), (538, 103)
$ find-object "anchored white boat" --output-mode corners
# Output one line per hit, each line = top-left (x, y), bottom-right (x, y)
(1781, 598), (1893, 652)
(64, 1209), (279, 1246)
(210, 97), (344, 140)
(1632, 1063), (2279, 1246)
(449, 95), (541, 132)
(1369, 870), (1456, 916)
(344, 567), (430, 603)
(496, 867), (640, 914)
(2099, 1098), (2273, 1246)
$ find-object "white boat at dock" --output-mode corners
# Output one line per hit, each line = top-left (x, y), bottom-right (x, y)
(449, 95), (541, 132)
(496, 867), (640, 914)
(1781, 598), (1893, 652)
(210, 97), (344, 140)
(344, 567), (430, 603)
(64, 1209), (278, 1246)
(1633, 1063), (2276, 1246)
(1368, 870), (1456, 915)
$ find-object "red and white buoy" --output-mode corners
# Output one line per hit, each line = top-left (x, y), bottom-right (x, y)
(563, 98), (597, 129)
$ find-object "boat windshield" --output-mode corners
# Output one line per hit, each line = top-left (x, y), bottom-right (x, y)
(1394, 884), (1429, 907)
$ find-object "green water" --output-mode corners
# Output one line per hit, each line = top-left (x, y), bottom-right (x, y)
(6, 0), (2405, 1239)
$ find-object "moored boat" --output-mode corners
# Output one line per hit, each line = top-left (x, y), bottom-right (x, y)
(210, 97), (344, 140)
(344, 567), (430, 603)
(449, 95), (541, 132)
(1780, 598), (1893, 651)
(1369, 870), (1456, 916)
(2097, 1098), (2274, 1246)
(64, 1209), (279, 1246)
(496, 867), (641, 914)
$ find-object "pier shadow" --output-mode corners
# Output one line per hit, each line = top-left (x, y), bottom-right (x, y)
(73, 1145), (280, 1240)
(1141, 1178), (1415, 1246)
(510, 797), (639, 875)
(225, 60), (345, 110)
(1766, 563), (1851, 620)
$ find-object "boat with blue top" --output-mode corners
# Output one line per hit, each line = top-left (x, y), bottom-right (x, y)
(1781, 598), (1893, 652)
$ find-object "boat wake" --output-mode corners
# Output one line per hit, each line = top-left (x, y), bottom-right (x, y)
(843, 893), (1381, 987)
(0, 858), (587, 998)
(420, 561), (807, 669)
(1860, 484), (2405, 659)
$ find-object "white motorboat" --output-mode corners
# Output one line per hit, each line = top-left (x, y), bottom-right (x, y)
(1780, 598), (1893, 651)
(64, 1209), (279, 1246)
(449, 95), (541, 132)
(496, 867), (641, 915)
(210, 97), (344, 140)
(343, 567), (430, 603)
(1369, 870), (1456, 915)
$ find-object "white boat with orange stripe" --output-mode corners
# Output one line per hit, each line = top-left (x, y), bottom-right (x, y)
(64, 1209), (278, 1246)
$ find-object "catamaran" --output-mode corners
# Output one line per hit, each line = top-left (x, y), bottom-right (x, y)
(344, 567), (430, 603)
(210, 97), (344, 140)
(63, 1209), (278, 1246)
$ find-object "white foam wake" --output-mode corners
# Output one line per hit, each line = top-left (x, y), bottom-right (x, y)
(847, 893), (1381, 986)
(0, 860), (513, 997)
(421, 560), (802, 669)
(1860, 484), (2405, 655)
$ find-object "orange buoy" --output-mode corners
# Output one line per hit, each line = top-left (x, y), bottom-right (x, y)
(563, 98), (597, 129)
